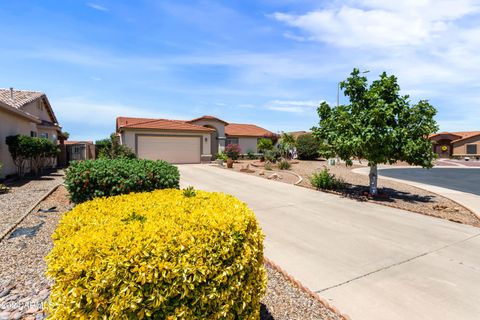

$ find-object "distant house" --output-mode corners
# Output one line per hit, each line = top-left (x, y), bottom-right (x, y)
(64, 141), (96, 163)
(116, 115), (276, 164)
(429, 131), (480, 158)
(0, 88), (62, 178)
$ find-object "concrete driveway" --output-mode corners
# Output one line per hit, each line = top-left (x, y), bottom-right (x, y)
(179, 164), (480, 320)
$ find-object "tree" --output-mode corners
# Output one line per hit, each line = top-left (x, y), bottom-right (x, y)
(296, 133), (320, 160)
(277, 132), (296, 159)
(95, 133), (136, 159)
(312, 68), (438, 196)
(256, 138), (273, 153)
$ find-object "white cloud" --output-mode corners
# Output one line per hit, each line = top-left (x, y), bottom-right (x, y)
(266, 99), (323, 113)
(86, 3), (109, 12)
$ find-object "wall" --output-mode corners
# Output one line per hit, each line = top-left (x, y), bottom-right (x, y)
(121, 129), (211, 156)
(453, 136), (480, 156)
(21, 100), (52, 122)
(238, 137), (258, 153)
(0, 110), (37, 177)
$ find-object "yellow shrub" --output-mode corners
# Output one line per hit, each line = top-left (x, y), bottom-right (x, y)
(46, 189), (266, 319)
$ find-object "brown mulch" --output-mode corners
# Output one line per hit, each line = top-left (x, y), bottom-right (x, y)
(291, 160), (480, 227)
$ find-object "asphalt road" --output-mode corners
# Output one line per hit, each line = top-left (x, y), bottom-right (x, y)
(178, 164), (480, 320)
(379, 168), (480, 196)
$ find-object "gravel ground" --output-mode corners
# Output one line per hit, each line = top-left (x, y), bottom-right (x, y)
(0, 186), (71, 320)
(293, 160), (480, 227)
(0, 172), (65, 236)
(219, 160), (300, 184)
(261, 264), (341, 320)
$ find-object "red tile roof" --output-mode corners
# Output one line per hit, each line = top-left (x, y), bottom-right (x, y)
(430, 131), (480, 142)
(188, 115), (229, 125)
(64, 140), (94, 145)
(117, 117), (215, 132)
(225, 123), (274, 137)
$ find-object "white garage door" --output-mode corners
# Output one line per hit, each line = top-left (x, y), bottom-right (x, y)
(137, 135), (201, 164)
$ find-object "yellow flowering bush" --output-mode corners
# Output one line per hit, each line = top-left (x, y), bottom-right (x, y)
(46, 189), (266, 319)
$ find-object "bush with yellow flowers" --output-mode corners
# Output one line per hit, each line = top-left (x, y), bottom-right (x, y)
(46, 188), (267, 319)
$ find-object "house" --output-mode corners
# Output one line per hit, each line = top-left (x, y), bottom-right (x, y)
(0, 88), (62, 177)
(116, 115), (276, 163)
(429, 131), (480, 158)
(63, 141), (96, 163)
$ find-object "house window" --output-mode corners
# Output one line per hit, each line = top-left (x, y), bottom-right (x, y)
(40, 133), (49, 139)
(30, 131), (37, 137)
(466, 144), (477, 155)
(226, 138), (239, 146)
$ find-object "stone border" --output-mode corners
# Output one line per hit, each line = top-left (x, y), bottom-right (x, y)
(264, 257), (351, 320)
(0, 183), (61, 243)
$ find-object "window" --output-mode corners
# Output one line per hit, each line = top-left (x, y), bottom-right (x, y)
(466, 144), (477, 155)
(40, 133), (49, 139)
(30, 131), (37, 137)
(226, 138), (239, 146)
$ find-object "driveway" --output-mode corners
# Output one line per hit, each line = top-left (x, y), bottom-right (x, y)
(179, 164), (480, 320)
(379, 168), (480, 196)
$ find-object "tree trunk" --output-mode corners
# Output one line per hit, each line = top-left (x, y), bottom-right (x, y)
(368, 164), (378, 196)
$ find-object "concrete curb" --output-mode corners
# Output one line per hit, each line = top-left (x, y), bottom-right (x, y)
(0, 183), (61, 243)
(264, 257), (351, 320)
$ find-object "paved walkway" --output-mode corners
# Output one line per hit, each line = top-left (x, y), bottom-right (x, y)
(353, 166), (480, 217)
(179, 164), (480, 320)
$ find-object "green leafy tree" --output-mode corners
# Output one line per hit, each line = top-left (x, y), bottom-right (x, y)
(95, 134), (136, 159)
(313, 68), (438, 195)
(296, 133), (320, 160)
(277, 132), (296, 159)
(256, 138), (273, 153)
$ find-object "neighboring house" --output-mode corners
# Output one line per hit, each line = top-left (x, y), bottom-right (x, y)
(0, 88), (61, 178)
(116, 115), (275, 164)
(429, 131), (480, 158)
(64, 141), (95, 163)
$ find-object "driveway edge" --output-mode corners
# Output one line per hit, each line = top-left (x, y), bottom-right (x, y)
(264, 257), (351, 320)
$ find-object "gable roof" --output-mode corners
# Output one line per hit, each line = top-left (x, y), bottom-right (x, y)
(0, 88), (59, 124)
(430, 131), (480, 143)
(116, 117), (215, 132)
(225, 123), (275, 137)
(188, 115), (229, 125)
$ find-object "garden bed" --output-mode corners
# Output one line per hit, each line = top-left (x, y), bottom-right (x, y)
(222, 160), (301, 185)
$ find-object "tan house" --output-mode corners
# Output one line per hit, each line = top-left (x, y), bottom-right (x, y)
(64, 141), (96, 163)
(116, 115), (275, 163)
(429, 131), (480, 158)
(0, 88), (62, 178)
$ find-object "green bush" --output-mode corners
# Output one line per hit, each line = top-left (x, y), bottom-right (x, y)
(246, 150), (257, 160)
(65, 158), (179, 203)
(264, 161), (273, 171)
(296, 133), (320, 160)
(310, 167), (344, 190)
(264, 149), (281, 163)
(257, 138), (273, 153)
(278, 159), (291, 170)
(95, 133), (136, 159)
(46, 189), (267, 319)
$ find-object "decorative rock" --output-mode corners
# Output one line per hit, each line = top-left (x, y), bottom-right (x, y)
(10, 310), (24, 320)
(259, 170), (265, 176)
(0, 311), (10, 320)
(267, 173), (282, 180)
(35, 313), (46, 320)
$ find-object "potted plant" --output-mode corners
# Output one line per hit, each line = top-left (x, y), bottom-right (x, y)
(215, 152), (227, 166)
(225, 144), (241, 168)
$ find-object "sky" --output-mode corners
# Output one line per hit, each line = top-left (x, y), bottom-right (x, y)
(1, 0), (479, 141)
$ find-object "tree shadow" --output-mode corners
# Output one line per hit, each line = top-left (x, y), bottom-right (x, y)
(260, 303), (275, 320)
(4, 171), (61, 188)
(338, 184), (434, 204)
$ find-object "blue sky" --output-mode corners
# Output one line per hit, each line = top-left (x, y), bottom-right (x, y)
(1, 0), (479, 141)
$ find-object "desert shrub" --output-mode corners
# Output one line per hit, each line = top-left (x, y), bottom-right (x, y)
(46, 189), (267, 319)
(65, 158), (179, 203)
(0, 163), (7, 194)
(215, 151), (228, 161)
(296, 133), (320, 160)
(246, 150), (257, 160)
(310, 167), (344, 190)
(264, 161), (273, 171)
(264, 149), (281, 163)
(225, 144), (242, 160)
(278, 159), (291, 170)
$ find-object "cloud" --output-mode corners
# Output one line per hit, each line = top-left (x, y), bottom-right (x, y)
(266, 99), (323, 113)
(86, 3), (109, 12)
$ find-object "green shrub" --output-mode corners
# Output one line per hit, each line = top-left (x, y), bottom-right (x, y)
(296, 133), (320, 160)
(46, 189), (267, 319)
(95, 133), (136, 159)
(257, 138), (273, 153)
(278, 159), (291, 170)
(264, 161), (273, 171)
(310, 168), (344, 190)
(215, 151), (228, 161)
(65, 158), (179, 203)
(264, 149), (281, 163)
(246, 150), (257, 160)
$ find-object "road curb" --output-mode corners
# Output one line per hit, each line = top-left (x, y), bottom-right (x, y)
(0, 183), (61, 243)
(264, 257), (351, 320)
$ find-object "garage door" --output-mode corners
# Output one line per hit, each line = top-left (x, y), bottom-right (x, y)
(137, 135), (201, 164)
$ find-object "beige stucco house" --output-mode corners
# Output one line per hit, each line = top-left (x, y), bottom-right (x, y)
(116, 115), (276, 163)
(429, 131), (480, 158)
(0, 88), (61, 178)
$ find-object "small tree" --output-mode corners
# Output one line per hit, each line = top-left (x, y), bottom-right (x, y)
(257, 138), (273, 154)
(96, 134), (136, 159)
(6, 135), (30, 177)
(277, 133), (296, 159)
(225, 144), (241, 160)
(313, 68), (438, 195)
(296, 133), (320, 160)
